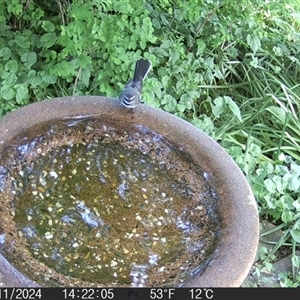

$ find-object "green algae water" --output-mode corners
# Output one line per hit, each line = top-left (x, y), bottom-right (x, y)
(0, 118), (220, 287)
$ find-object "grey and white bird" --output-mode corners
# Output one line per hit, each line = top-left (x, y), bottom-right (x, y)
(118, 59), (151, 109)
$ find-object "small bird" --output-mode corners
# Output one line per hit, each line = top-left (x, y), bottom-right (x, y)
(119, 59), (151, 109)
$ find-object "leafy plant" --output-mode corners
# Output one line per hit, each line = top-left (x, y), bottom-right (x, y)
(0, 0), (300, 286)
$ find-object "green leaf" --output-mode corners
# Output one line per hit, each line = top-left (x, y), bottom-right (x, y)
(290, 229), (300, 243)
(169, 48), (180, 64)
(283, 173), (300, 191)
(14, 35), (31, 49)
(290, 161), (300, 177)
(0, 47), (11, 60)
(267, 106), (287, 122)
(279, 195), (294, 210)
(272, 175), (283, 193)
(41, 20), (56, 32)
(161, 75), (169, 89)
(28, 70), (43, 86)
(40, 72), (57, 84)
(292, 200), (300, 211)
(281, 210), (293, 223)
(291, 254), (300, 268)
(52, 61), (75, 77)
(21, 52), (37, 67)
(212, 97), (225, 118)
(225, 96), (242, 122)
(162, 94), (177, 112)
(140, 40), (146, 50)
(29, 76), (43, 87)
(256, 161), (274, 178)
(246, 35), (261, 54)
(4, 73), (17, 86)
(1, 85), (15, 100)
(5, 60), (18, 73)
(41, 32), (57, 48)
(152, 18), (161, 29)
(80, 68), (90, 87)
(264, 178), (276, 194)
(248, 143), (262, 157)
(15, 84), (29, 104)
(152, 48), (168, 58)
(152, 83), (162, 99)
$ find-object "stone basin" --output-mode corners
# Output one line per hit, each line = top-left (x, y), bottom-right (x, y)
(0, 96), (259, 287)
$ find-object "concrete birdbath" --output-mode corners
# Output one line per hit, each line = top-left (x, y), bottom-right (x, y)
(0, 96), (259, 287)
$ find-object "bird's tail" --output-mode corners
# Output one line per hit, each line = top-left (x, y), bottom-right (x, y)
(133, 59), (151, 83)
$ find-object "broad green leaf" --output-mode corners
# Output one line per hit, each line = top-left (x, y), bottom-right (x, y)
(169, 48), (180, 65)
(256, 161), (274, 178)
(152, 81), (162, 99)
(153, 48), (168, 58)
(228, 146), (243, 158)
(290, 229), (300, 243)
(41, 20), (55, 32)
(293, 200), (300, 211)
(14, 35), (31, 49)
(163, 94), (177, 112)
(7, 3), (22, 15)
(212, 97), (225, 118)
(267, 106), (287, 122)
(281, 210), (293, 223)
(52, 61), (75, 77)
(264, 178), (276, 194)
(41, 32), (57, 48)
(246, 35), (261, 54)
(140, 40), (146, 50)
(272, 175), (283, 193)
(161, 75), (169, 88)
(0, 47), (11, 60)
(21, 52), (37, 67)
(225, 96), (242, 122)
(275, 164), (289, 175)
(15, 84), (28, 104)
(279, 195), (294, 210)
(4, 73), (17, 86)
(80, 68), (90, 87)
(5, 60), (18, 73)
(28, 71), (43, 86)
(180, 94), (193, 110)
(1, 85), (15, 100)
(248, 143), (262, 157)
(283, 173), (300, 191)
(40, 72), (57, 84)
(152, 18), (161, 29)
(290, 161), (300, 177)
(291, 255), (300, 268)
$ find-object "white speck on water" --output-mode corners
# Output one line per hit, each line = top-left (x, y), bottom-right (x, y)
(45, 232), (53, 239)
(135, 215), (142, 221)
(111, 260), (118, 267)
(49, 171), (58, 179)
(148, 253), (159, 265)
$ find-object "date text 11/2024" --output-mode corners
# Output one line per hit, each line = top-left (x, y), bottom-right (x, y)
(0, 288), (214, 300)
